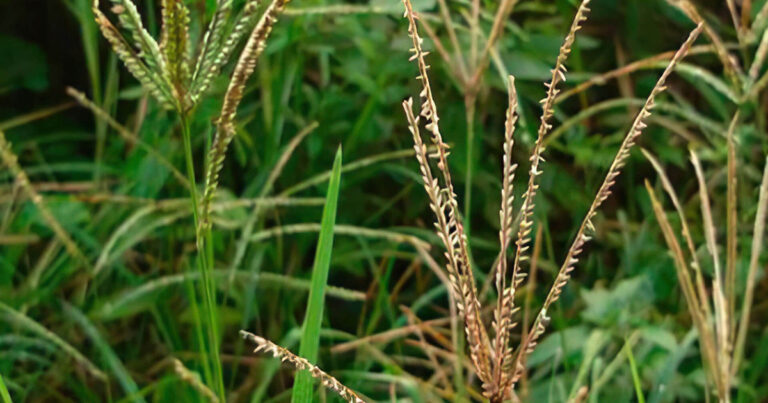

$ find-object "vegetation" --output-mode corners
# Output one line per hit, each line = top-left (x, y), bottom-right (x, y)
(1, 0), (767, 402)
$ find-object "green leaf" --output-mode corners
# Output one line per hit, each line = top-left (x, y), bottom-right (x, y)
(0, 371), (11, 403)
(291, 147), (343, 403)
(625, 339), (646, 403)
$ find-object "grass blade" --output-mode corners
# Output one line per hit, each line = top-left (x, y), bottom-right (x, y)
(0, 372), (11, 403)
(0, 302), (106, 381)
(625, 339), (645, 403)
(62, 303), (144, 403)
(291, 147), (343, 403)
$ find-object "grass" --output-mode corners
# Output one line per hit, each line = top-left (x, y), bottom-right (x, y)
(2, 0), (768, 401)
(292, 147), (343, 402)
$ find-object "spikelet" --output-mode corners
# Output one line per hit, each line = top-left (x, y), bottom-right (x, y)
(490, 76), (519, 396)
(160, 0), (191, 108)
(105, 0), (169, 84)
(509, 23), (704, 386)
(191, 0), (234, 98)
(199, 0), (292, 237)
(505, 0), (590, 326)
(191, 0), (262, 103)
(401, 0), (493, 388)
(0, 131), (92, 271)
(92, 4), (176, 108)
(240, 331), (366, 403)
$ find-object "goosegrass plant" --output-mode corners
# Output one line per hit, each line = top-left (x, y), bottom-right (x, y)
(91, 0), (294, 398)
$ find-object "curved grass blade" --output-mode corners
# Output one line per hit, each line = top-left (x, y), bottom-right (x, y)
(0, 302), (106, 381)
(93, 270), (366, 320)
(291, 147), (343, 403)
(62, 303), (144, 403)
(0, 372), (11, 403)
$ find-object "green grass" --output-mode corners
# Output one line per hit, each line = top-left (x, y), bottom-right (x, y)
(292, 147), (343, 403)
(625, 338), (645, 403)
(0, 371), (11, 403)
(1, 0), (768, 401)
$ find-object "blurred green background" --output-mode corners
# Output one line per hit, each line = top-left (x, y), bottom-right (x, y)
(1, 0), (767, 401)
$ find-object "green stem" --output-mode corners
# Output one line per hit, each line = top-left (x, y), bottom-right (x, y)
(464, 95), (476, 237)
(179, 112), (225, 401)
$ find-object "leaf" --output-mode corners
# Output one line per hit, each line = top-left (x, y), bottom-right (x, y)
(291, 147), (343, 403)
(0, 372), (11, 403)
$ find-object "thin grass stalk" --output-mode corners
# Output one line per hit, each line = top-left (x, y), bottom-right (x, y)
(556, 44), (722, 104)
(241, 331), (366, 403)
(667, 0), (743, 88)
(171, 358), (220, 403)
(471, 0), (519, 87)
(641, 149), (711, 319)
(752, 1), (768, 38)
(503, 0), (591, 348)
(227, 122), (317, 282)
(403, 96), (492, 386)
(178, 113), (225, 401)
(491, 76), (519, 391)
(725, 0), (742, 39)
(742, 0), (753, 29)
(492, 3), (593, 396)
(645, 181), (723, 397)
(690, 148), (732, 395)
(519, 225), (542, 401)
(732, 156), (768, 374)
(725, 112), (740, 336)
(401, 0), (493, 388)
(0, 131), (91, 271)
(464, 94), (477, 237)
(66, 87), (190, 188)
(434, 0), (467, 80)
(511, 24), (703, 387)
(749, 28), (768, 81)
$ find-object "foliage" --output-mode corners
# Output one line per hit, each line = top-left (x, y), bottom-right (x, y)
(0, 0), (767, 402)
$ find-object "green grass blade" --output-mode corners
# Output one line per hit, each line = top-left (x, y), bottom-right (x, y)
(0, 302), (106, 381)
(291, 147), (343, 403)
(0, 372), (11, 403)
(62, 303), (144, 403)
(625, 338), (646, 403)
